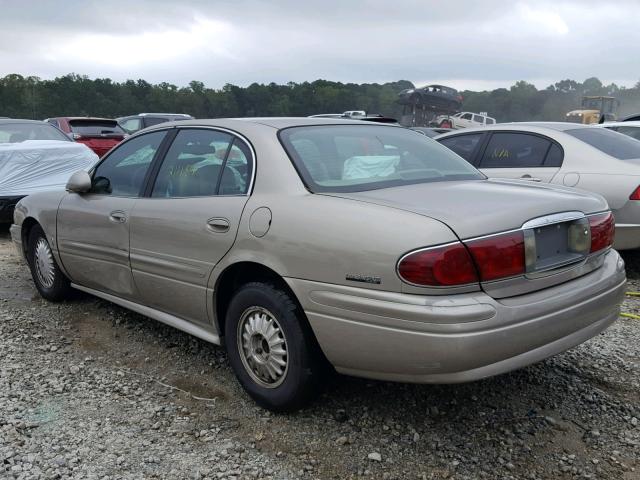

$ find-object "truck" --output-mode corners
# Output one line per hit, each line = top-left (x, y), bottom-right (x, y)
(566, 96), (619, 124)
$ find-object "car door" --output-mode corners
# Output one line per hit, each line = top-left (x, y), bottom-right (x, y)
(128, 127), (254, 326)
(476, 132), (563, 183)
(456, 113), (474, 128)
(56, 130), (168, 298)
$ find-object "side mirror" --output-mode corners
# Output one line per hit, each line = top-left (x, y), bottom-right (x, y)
(66, 170), (92, 193)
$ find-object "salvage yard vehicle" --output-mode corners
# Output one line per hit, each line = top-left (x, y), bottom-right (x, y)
(117, 113), (194, 134)
(46, 117), (127, 157)
(434, 111), (496, 129)
(0, 119), (98, 223)
(437, 122), (640, 250)
(397, 84), (463, 112)
(11, 118), (625, 411)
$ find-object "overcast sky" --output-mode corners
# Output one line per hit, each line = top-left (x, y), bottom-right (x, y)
(0, 0), (637, 91)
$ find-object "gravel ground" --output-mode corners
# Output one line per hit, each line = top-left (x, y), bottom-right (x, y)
(1, 224), (639, 480)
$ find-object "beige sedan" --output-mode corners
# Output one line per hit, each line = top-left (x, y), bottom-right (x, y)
(11, 118), (625, 411)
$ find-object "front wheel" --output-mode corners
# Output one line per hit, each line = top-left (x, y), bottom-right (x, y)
(224, 282), (324, 411)
(439, 119), (453, 128)
(27, 225), (71, 302)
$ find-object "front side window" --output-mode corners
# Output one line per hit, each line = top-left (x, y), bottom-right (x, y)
(438, 133), (484, 162)
(479, 133), (551, 168)
(92, 131), (165, 196)
(473, 115), (485, 124)
(280, 125), (483, 193)
(461, 113), (473, 120)
(486, 118), (496, 125)
(567, 127), (640, 160)
(151, 129), (251, 198)
(144, 117), (169, 128)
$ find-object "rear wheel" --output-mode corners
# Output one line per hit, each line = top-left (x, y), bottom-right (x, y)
(27, 225), (71, 301)
(224, 282), (324, 411)
(439, 119), (453, 128)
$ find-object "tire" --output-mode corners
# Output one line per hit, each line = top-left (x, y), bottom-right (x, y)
(27, 225), (71, 302)
(439, 120), (453, 129)
(224, 282), (324, 411)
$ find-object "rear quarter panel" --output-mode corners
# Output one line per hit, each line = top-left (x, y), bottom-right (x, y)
(214, 193), (462, 294)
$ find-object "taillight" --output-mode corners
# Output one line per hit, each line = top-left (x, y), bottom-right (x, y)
(465, 231), (525, 282)
(397, 242), (478, 287)
(630, 186), (640, 200)
(589, 212), (615, 253)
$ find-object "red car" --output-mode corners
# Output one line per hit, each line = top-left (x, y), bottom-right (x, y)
(45, 117), (126, 157)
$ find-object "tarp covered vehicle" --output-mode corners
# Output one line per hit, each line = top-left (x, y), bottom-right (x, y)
(0, 119), (98, 223)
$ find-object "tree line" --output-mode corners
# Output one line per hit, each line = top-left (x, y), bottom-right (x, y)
(1, 73), (640, 123)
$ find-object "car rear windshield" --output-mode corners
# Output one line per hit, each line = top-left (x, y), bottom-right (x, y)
(566, 127), (640, 160)
(0, 122), (69, 143)
(69, 119), (125, 136)
(279, 125), (484, 193)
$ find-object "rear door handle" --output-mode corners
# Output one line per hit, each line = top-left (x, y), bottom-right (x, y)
(109, 210), (127, 223)
(520, 174), (542, 182)
(207, 217), (230, 233)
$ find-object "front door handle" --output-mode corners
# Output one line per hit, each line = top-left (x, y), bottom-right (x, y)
(109, 210), (127, 223)
(520, 174), (542, 182)
(207, 217), (230, 233)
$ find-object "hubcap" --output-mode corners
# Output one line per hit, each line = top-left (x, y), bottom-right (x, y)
(34, 238), (55, 289)
(237, 306), (288, 388)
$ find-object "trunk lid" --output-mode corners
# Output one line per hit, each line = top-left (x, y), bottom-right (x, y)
(326, 178), (607, 239)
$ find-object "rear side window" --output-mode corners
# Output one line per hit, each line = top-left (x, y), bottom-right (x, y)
(119, 118), (142, 133)
(151, 129), (252, 198)
(68, 120), (125, 135)
(545, 143), (564, 167)
(567, 127), (640, 160)
(0, 122), (69, 143)
(486, 118), (496, 125)
(92, 131), (165, 196)
(473, 115), (485, 124)
(144, 117), (169, 128)
(438, 134), (483, 162)
(461, 113), (472, 120)
(610, 126), (640, 141)
(479, 133), (551, 168)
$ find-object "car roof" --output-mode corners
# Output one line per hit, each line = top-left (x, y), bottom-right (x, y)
(150, 117), (387, 130)
(0, 119), (48, 125)
(598, 121), (640, 128)
(49, 117), (117, 121)
(434, 122), (592, 139)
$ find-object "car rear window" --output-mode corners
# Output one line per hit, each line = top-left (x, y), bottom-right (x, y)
(279, 125), (484, 193)
(0, 122), (69, 143)
(69, 120), (125, 136)
(566, 127), (640, 160)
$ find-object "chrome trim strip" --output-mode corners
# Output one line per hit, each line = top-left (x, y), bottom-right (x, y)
(522, 211), (585, 229)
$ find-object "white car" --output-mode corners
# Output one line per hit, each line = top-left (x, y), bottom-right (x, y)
(436, 122), (640, 250)
(434, 112), (496, 129)
(598, 121), (640, 141)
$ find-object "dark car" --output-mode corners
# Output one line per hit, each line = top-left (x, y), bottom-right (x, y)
(398, 84), (463, 112)
(117, 113), (194, 134)
(46, 117), (126, 158)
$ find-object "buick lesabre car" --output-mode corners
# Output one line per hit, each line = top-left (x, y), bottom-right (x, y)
(11, 118), (626, 411)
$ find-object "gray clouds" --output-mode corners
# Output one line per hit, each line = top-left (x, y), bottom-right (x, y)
(0, 0), (638, 90)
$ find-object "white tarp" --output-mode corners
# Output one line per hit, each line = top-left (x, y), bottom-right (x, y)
(342, 155), (400, 180)
(0, 140), (99, 196)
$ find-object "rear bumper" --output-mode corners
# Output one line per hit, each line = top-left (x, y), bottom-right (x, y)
(286, 250), (626, 383)
(10, 223), (23, 258)
(613, 223), (640, 250)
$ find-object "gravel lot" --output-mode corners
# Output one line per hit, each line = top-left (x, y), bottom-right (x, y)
(1, 224), (639, 480)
